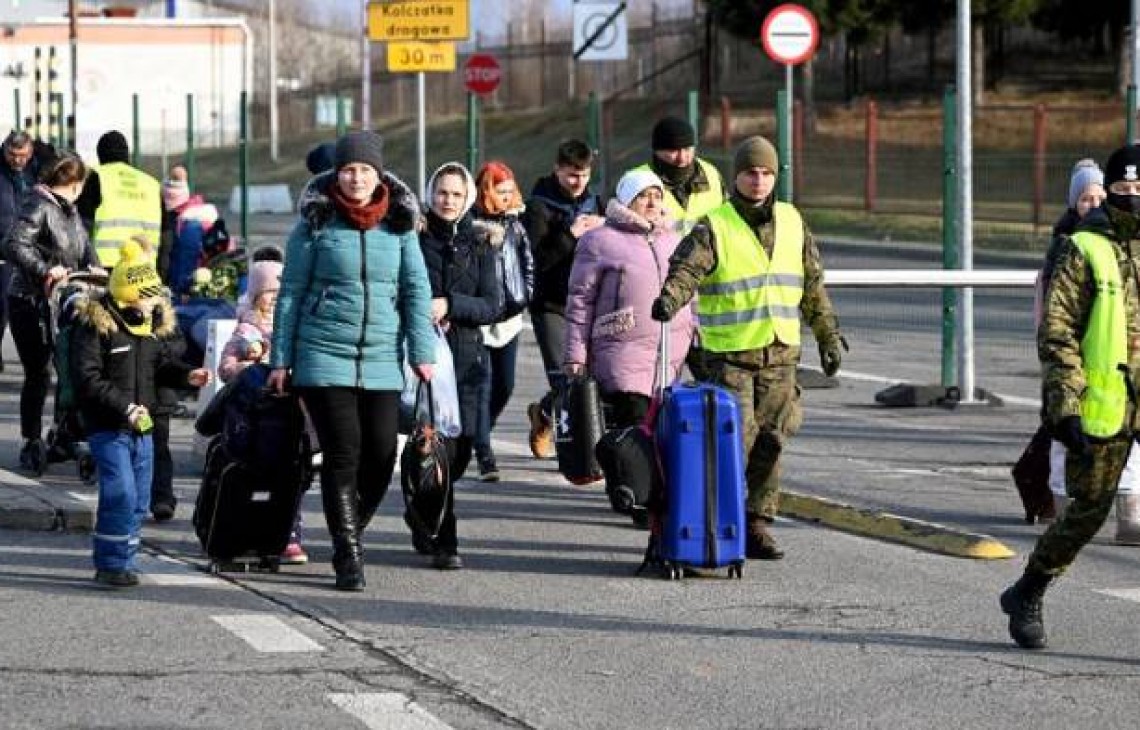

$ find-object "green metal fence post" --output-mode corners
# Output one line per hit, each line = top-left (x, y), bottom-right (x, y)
(185, 93), (195, 189)
(687, 89), (699, 141)
(239, 90), (249, 245)
(776, 88), (791, 202)
(467, 92), (479, 172)
(941, 84), (959, 389)
(336, 93), (347, 137)
(12, 89), (19, 130)
(131, 93), (140, 167)
(1128, 85), (1137, 145)
(587, 91), (600, 153)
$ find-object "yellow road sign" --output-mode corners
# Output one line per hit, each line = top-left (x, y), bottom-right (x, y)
(386, 42), (457, 73)
(368, 1), (470, 42)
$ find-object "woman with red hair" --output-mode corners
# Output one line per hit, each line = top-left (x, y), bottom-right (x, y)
(471, 161), (534, 481)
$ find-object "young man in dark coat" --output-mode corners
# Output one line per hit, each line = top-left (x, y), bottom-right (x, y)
(520, 140), (603, 459)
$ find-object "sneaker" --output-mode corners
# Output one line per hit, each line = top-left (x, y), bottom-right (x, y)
(281, 542), (309, 565)
(151, 502), (176, 522)
(479, 458), (500, 482)
(527, 402), (555, 459)
(431, 552), (463, 570)
(93, 569), (140, 588)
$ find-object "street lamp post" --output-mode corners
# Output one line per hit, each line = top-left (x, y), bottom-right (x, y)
(269, 0), (279, 161)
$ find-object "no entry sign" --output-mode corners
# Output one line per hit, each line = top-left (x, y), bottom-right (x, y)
(761, 4), (819, 66)
(464, 53), (501, 96)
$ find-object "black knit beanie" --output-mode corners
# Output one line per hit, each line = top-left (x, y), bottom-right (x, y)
(651, 116), (696, 151)
(1104, 144), (1140, 189)
(96, 130), (130, 164)
(334, 131), (384, 174)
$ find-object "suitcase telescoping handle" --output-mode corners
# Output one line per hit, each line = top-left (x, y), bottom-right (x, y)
(654, 321), (669, 398)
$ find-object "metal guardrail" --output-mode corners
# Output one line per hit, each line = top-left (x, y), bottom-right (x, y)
(825, 269), (1036, 287)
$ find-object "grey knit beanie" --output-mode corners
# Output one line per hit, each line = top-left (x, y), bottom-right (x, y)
(1067, 158), (1104, 209)
(334, 131), (384, 174)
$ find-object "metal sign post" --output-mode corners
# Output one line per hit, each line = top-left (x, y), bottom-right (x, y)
(760, 4), (818, 203)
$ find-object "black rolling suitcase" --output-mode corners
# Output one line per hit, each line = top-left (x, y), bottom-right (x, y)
(193, 366), (311, 570)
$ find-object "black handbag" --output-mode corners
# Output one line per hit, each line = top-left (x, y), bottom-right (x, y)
(400, 380), (452, 543)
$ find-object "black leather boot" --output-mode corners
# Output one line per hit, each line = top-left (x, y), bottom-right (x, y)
(1000, 569), (1053, 649)
(323, 481), (365, 591)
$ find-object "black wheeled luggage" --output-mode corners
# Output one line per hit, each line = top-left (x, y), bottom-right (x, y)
(192, 366), (311, 569)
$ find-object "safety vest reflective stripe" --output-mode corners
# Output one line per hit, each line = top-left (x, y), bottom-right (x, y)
(1072, 231), (1129, 438)
(697, 200), (804, 352)
(631, 159), (724, 230)
(699, 272), (805, 296)
(93, 162), (161, 268)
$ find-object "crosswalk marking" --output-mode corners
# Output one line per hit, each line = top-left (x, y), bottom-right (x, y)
(212, 614), (325, 653)
(327, 693), (453, 729)
(1095, 588), (1140, 603)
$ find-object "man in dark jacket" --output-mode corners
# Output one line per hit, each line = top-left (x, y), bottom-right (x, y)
(520, 139), (604, 458)
(0, 131), (38, 370)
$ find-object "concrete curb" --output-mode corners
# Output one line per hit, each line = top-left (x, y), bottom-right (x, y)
(0, 469), (94, 533)
(780, 490), (1016, 560)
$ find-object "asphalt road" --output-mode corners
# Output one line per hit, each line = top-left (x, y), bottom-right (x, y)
(4, 230), (1140, 728)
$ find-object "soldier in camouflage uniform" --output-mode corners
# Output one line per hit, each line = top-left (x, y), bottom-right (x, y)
(651, 136), (845, 560)
(1001, 144), (1140, 650)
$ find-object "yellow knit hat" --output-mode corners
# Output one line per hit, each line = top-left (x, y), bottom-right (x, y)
(108, 240), (164, 304)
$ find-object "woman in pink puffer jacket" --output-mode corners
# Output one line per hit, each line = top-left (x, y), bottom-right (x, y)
(563, 170), (695, 427)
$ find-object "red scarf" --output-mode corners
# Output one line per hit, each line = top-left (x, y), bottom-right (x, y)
(331, 182), (390, 231)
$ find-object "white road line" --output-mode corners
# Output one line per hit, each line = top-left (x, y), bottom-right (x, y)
(145, 573), (237, 588)
(212, 614), (325, 653)
(327, 693), (453, 730)
(1095, 588), (1140, 603)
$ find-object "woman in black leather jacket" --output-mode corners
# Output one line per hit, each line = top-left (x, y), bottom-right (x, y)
(1, 151), (99, 471)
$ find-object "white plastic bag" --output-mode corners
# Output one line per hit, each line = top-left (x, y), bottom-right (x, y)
(401, 326), (461, 438)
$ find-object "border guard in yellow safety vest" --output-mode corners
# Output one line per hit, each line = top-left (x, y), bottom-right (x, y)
(651, 135), (845, 563)
(1001, 143), (1140, 652)
(80, 131), (161, 268)
(630, 116), (724, 236)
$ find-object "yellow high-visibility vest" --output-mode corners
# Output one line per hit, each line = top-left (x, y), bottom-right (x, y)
(92, 162), (161, 268)
(1071, 231), (1129, 438)
(632, 159), (724, 233)
(697, 201), (804, 353)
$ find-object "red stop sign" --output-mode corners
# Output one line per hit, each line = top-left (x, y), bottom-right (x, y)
(464, 54), (501, 96)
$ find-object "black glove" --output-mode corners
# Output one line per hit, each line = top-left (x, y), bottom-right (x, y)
(1054, 415), (1090, 456)
(819, 335), (848, 378)
(651, 297), (673, 322)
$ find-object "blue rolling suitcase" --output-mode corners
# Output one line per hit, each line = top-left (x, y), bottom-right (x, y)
(649, 382), (747, 579)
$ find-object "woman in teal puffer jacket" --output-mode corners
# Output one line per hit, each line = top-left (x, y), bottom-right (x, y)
(269, 131), (435, 592)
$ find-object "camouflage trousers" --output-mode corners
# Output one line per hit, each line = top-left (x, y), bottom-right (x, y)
(706, 359), (802, 519)
(1028, 436), (1132, 576)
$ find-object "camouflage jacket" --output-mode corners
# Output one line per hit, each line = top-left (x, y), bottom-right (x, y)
(1040, 206), (1140, 432)
(655, 194), (840, 368)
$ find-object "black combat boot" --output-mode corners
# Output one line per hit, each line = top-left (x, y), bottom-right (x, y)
(1000, 569), (1053, 649)
(746, 513), (785, 560)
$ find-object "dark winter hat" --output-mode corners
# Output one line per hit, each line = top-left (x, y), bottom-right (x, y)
(734, 136), (779, 177)
(651, 116), (696, 151)
(96, 130), (130, 164)
(305, 142), (336, 176)
(334, 131), (384, 175)
(1104, 144), (1140, 189)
